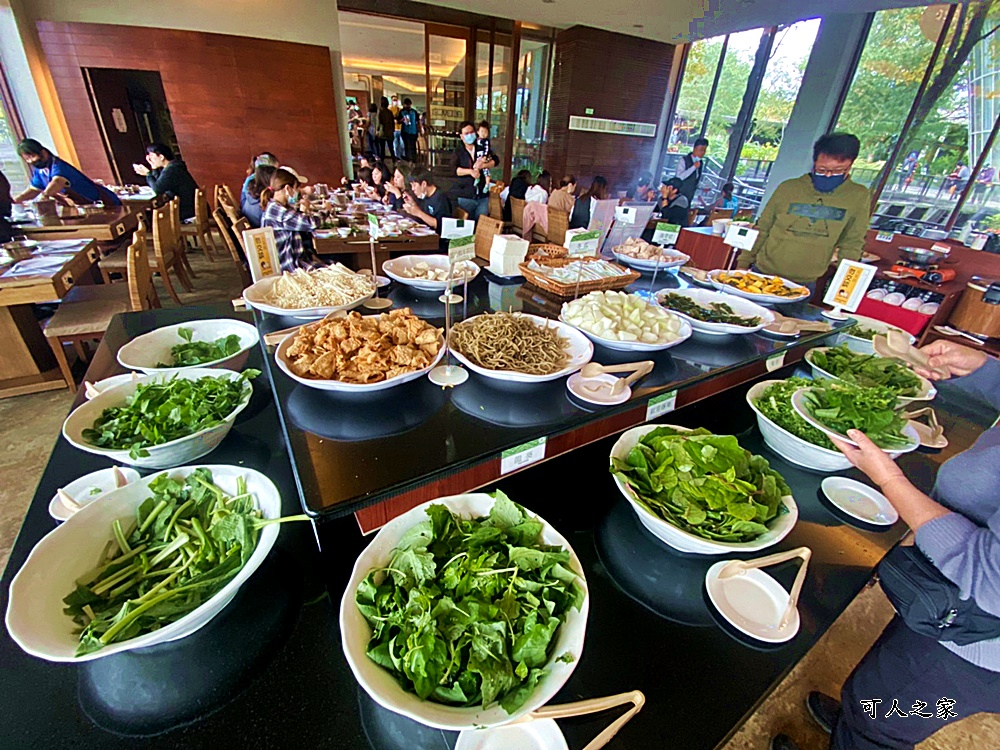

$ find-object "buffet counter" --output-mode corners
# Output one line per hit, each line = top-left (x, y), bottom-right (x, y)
(0, 291), (993, 748)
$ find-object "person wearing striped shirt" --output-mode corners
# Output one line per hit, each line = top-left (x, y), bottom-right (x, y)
(260, 168), (323, 272)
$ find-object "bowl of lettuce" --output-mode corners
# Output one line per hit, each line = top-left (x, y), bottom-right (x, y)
(609, 425), (797, 554)
(746, 379), (853, 472)
(117, 319), (259, 375)
(805, 345), (935, 405)
(340, 491), (588, 730)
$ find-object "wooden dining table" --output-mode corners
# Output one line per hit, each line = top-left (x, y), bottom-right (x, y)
(312, 231), (442, 271)
(0, 239), (99, 398)
(14, 205), (139, 243)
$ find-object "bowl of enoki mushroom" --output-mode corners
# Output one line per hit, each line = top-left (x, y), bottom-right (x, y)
(447, 312), (593, 384)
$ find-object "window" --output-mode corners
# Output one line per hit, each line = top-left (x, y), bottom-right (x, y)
(668, 37), (724, 153)
(0, 64), (27, 195)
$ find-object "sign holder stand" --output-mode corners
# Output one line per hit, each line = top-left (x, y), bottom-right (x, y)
(362, 213), (392, 310)
(429, 234), (475, 387)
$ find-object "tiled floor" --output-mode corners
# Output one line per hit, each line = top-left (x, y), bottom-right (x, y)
(2, 247), (997, 748)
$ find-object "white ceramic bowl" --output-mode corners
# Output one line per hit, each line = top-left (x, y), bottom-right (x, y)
(274, 323), (445, 392)
(62, 369), (253, 469)
(654, 287), (775, 336)
(85, 372), (139, 399)
(382, 255), (480, 291)
(242, 273), (374, 319)
(804, 347), (936, 405)
(116, 319), (259, 374)
(745, 381), (853, 471)
(559, 297), (692, 352)
(837, 314), (916, 355)
(340, 493), (589, 730)
(612, 248), (689, 272)
(48, 466), (142, 522)
(708, 270), (809, 305)
(7, 465), (282, 662)
(610, 425), (798, 554)
(790, 388), (921, 455)
(449, 314), (593, 383)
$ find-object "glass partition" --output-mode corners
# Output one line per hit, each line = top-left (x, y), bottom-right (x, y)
(511, 37), (552, 174)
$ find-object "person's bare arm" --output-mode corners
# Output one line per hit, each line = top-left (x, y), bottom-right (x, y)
(39, 176), (71, 200)
(13, 187), (41, 203)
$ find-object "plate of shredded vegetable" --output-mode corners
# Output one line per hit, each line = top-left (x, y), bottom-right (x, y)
(654, 288), (775, 335)
(708, 270), (809, 305)
(242, 264), (376, 318)
(449, 312), (593, 383)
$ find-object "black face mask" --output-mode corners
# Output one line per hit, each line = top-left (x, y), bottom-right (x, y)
(33, 153), (53, 169)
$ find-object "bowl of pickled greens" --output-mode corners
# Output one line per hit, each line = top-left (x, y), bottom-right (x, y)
(5, 465), (293, 662)
(655, 287), (775, 336)
(341, 491), (588, 730)
(117, 319), (259, 374)
(805, 345), (935, 404)
(63, 369), (256, 468)
(609, 425), (797, 554)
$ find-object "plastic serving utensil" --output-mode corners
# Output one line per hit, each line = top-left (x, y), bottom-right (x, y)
(610, 361), (655, 396)
(579, 360), (654, 378)
(901, 407), (947, 449)
(528, 690), (645, 750)
(873, 331), (950, 379)
(718, 546), (811, 631)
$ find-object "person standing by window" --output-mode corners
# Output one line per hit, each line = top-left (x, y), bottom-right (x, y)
(260, 168), (322, 272)
(397, 98), (420, 163)
(376, 97), (395, 163)
(450, 121), (496, 220)
(133, 143), (199, 221)
(674, 137), (708, 205)
(389, 95), (404, 160)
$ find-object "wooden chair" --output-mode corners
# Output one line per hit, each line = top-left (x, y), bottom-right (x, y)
(686, 208), (699, 227)
(705, 209), (734, 224)
(474, 215), (503, 262)
(511, 197), (526, 235)
(454, 206), (470, 221)
(45, 232), (160, 392)
(221, 183), (239, 209)
(167, 197), (197, 280)
(547, 207), (569, 246)
(179, 187), (220, 261)
(488, 188), (503, 221)
(213, 207), (253, 288)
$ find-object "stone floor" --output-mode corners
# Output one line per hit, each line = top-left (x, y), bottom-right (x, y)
(2, 247), (998, 749)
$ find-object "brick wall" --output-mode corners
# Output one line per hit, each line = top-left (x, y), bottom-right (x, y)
(546, 26), (674, 195)
(36, 21), (344, 197)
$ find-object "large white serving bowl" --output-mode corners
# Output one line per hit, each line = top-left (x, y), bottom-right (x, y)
(609, 424), (798, 554)
(745, 380), (853, 471)
(242, 273), (373, 319)
(116, 319), (259, 374)
(804, 347), (936, 405)
(790, 388), (921, 455)
(654, 287), (775, 336)
(382, 255), (480, 291)
(612, 247), (689, 272)
(837, 314), (916, 355)
(6, 465), (281, 663)
(274, 323), (445, 392)
(708, 269), (809, 305)
(559, 299), (692, 352)
(449, 314), (593, 383)
(340, 493), (589, 730)
(62, 369), (252, 469)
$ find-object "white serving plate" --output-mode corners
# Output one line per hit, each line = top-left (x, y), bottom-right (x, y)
(455, 719), (568, 750)
(612, 248), (689, 272)
(382, 255), (480, 291)
(790, 388), (921, 455)
(705, 560), (800, 643)
(116, 319), (259, 374)
(708, 270), (809, 305)
(837, 314), (916, 355)
(7, 465), (281, 662)
(340, 493), (589, 730)
(85, 372), (139, 399)
(821, 477), (899, 526)
(610, 425), (798, 555)
(274, 323), (445, 392)
(745, 381), (853, 472)
(559, 297), (692, 352)
(242, 273), (374, 319)
(449, 314), (593, 384)
(47, 467), (141, 522)
(566, 372), (630, 405)
(804, 347), (936, 405)
(62, 369), (252, 469)
(655, 287), (775, 336)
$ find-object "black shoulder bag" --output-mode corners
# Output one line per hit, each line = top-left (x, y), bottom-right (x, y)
(878, 543), (1000, 645)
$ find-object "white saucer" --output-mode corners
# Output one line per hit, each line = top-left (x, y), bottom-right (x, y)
(455, 718), (568, 750)
(705, 560), (800, 644)
(375, 275), (391, 288)
(821, 477), (898, 526)
(48, 467), (141, 521)
(566, 372), (630, 405)
(760, 325), (800, 338)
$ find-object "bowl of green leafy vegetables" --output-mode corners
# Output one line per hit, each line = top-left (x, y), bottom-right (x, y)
(838, 314), (915, 355)
(63, 369), (256, 469)
(341, 491), (588, 730)
(117, 319), (259, 374)
(6, 465), (293, 662)
(805, 345), (935, 405)
(609, 425), (797, 554)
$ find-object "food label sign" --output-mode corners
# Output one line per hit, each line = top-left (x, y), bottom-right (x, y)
(646, 390), (678, 422)
(367, 213), (379, 240)
(448, 234), (476, 263)
(766, 352), (786, 372)
(823, 259), (876, 312)
(614, 206), (638, 225)
(723, 224), (759, 250)
(500, 437), (547, 475)
(652, 223), (680, 246)
(876, 231), (895, 243)
(566, 229), (601, 257)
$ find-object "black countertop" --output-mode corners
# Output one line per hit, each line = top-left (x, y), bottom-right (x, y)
(0, 303), (991, 749)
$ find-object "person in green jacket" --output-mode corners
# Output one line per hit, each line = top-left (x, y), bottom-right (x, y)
(737, 133), (870, 287)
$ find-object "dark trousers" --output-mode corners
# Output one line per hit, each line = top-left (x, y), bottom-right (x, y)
(376, 138), (392, 161)
(832, 616), (1000, 749)
(401, 133), (418, 162)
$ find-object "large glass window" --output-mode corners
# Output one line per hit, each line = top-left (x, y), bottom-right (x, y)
(511, 37), (552, 174)
(475, 32), (511, 169)
(0, 66), (27, 195)
(668, 38), (724, 153)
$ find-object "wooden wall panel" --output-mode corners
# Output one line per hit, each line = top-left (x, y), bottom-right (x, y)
(546, 26), (674, 195)
(35, 21), (344, 197)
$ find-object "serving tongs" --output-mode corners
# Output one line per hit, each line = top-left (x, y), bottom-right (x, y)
(262, 310), (349, 347)
(901, 406), (947, 449)
(525, 690), (645, 749)
(83, 372), (139, 400)
(579, 361), (655, 396)
(679, 265), (708, 283)
(873, 330), (950, 379)
(764, 312), (833, 336)
(56, 467), (129, 512)
(718, 546), (811, 631)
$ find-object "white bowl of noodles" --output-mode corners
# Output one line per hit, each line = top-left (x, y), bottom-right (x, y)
(448, 313), (593, 383)
(243, 264), (375, 319)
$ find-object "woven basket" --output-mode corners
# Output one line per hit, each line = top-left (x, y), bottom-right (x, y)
(519, 256), (639, 297)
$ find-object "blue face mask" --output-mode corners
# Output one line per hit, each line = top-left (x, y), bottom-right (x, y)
(462, 133), (477, 145)
(288, 191), (299, 206)
(811, 173), (847, 193)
